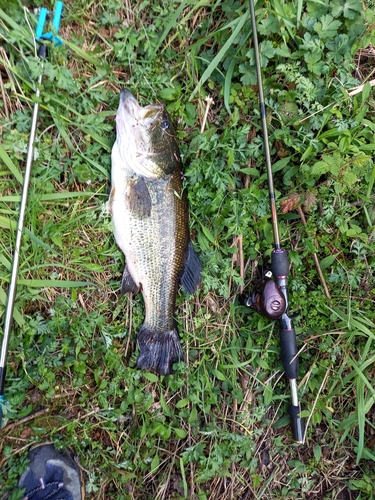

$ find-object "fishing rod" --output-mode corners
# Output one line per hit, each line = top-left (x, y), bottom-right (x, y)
(243, 0), (305, 443)
(0, 2), (63, 428)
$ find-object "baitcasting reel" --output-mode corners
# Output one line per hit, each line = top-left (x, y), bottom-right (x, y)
(242, 270), (286, 321)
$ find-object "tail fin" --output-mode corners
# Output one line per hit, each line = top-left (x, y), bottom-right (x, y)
(137, 325), (183, 375)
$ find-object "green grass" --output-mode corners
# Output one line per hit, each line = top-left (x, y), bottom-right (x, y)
(1, 0), (375, 498)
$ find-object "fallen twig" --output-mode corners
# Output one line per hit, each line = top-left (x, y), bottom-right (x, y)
(200, 96), (214, 134)
(347, 77), (375, 96)
(303, 368), (330, 442)
(0, 407), (50, 435)
(297, 77), (375, 124)
(297, 206), (331, 300)
(0, 440), (38, 469)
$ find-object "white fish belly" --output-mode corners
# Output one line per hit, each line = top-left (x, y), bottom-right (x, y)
(110, 160), (185, 331)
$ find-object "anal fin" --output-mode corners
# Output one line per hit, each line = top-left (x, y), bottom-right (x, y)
(121, 265), (141, 295)
(180, 241), (202, 295)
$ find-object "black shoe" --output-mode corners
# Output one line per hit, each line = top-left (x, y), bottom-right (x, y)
(18, 443), (84, 500)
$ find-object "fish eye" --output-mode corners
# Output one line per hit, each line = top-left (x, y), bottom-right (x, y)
(161, 120), (169, 130)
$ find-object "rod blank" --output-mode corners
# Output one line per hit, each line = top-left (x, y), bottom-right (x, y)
(248, 0), (305, 443)
(0, 58), (44, 427)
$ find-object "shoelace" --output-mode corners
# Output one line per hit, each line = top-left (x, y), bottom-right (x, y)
(23, 477), (65, 500)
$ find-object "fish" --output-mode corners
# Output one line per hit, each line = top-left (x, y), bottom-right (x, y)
(109, 89), (201, 375)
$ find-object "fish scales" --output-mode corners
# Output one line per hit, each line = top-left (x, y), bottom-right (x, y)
(110, 89), (201, 375)
(124, 175), (187, 331)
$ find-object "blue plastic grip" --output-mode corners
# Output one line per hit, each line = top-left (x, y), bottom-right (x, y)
(35, 2), (63, 46)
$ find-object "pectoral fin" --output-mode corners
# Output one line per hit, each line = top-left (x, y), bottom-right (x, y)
(126, 177), (152, 218)
(180, 242), (202, 294)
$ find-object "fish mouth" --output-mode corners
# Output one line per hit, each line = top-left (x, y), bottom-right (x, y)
(115, 89), (168, 179)
(119, 89), (162, 122)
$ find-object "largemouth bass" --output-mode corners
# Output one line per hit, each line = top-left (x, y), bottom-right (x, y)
(109, 89), (201, 375)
